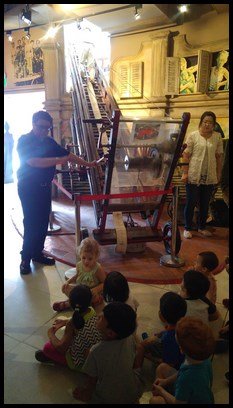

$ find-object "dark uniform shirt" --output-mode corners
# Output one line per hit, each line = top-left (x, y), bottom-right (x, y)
(17, 131), (69, 184)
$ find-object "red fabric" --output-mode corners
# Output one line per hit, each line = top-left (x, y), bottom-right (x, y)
(212, 262), (226, 275)
(43, 341), (67, 365)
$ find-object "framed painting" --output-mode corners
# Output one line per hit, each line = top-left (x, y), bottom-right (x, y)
(4, 28), (45, 92)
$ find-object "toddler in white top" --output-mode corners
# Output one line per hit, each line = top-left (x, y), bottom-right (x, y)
(53, 237), (106, 312)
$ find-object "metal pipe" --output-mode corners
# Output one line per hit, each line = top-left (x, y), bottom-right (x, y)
(171, 186), (178, 260)
(74, 193), (81, 263)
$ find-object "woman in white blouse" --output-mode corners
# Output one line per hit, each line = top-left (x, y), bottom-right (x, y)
(182, 111), (223, 239)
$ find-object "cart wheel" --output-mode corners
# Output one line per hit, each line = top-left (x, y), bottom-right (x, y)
(163, 221), (181, 255)
(80, 228), (89, 240)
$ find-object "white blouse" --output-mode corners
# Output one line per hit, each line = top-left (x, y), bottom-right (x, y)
(184, 130), (223, 185)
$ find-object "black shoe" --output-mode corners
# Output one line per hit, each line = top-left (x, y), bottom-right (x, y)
(35, 350), (54, 363)
(20, 261), (32, 275)
(222, 298), (229, 309)
(32, 255), (55, 265)
(225, 371), (229, 382)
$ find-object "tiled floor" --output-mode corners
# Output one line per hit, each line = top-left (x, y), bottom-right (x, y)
(4, 183), (229, 404)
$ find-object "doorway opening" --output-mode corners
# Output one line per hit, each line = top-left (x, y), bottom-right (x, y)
(63, 19), (110, 93)
(4, 90), (45, 183)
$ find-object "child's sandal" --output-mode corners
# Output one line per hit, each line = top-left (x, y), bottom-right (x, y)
(52, 300), (70, 312)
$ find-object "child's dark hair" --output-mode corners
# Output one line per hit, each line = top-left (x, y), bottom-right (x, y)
(160, 292), (187, 325)
(69, 284), (92, 330)
(103, 301), (136, 339)
(183, 270), (210, 299)
(103, 271), (129, 303)
(176, 316), (216, 360)
(198, 251), (219, 272)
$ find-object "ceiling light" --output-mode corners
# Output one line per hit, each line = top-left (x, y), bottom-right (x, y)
(178, 4), (188, 13)
(134, 4), (142, 20)
(44, 25), (61, 39)
(21, 5), (32, 25)
(60, 4), (76, 12)
(76, 18), (83, 30)
(6, 30), (13, 42)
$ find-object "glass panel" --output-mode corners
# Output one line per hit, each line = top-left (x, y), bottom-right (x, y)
(109, 118), (182, 208)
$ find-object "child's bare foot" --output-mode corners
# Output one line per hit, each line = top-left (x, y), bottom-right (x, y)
(52, 300), (70, 312)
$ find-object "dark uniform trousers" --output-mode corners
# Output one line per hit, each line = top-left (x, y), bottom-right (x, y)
(18, 181), (52, 261)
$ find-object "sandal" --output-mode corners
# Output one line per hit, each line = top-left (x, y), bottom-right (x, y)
(52, 300), (70, 312)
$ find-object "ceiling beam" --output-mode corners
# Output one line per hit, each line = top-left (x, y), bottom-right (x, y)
(153, 4), (178, 22)
(210, 4), (229, 14)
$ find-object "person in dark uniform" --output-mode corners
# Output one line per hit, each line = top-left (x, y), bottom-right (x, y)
(17, 110), (100, 275)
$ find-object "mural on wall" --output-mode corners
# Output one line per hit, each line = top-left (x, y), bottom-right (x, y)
(208, 50), (229, 91)
(179, 56), (198, 94)
(10, 34), (44, 86)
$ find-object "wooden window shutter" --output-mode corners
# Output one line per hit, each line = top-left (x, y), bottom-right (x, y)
(196, 50), (211, 93)
(119, 64), (130, 98)
(119, 61), (143, 98)
(130, 61), (143, 97)
(165, 57), (180, 95)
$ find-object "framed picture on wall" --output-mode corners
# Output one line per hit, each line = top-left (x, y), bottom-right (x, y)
(131, 122), (161, 143)
(4, 29), (45, 91)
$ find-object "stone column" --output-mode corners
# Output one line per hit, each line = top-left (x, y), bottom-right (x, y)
(150, 31), (170, 98)
(41, 36), (68, 198)
(41, 40), (62, 144)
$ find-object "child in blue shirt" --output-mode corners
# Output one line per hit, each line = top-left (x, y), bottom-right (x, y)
(149, 316), (215, 404)
(141, 292), (187, 370)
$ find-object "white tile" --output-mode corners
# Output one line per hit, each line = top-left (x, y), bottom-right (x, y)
(4, 342), (85, 404)
(215, 268), (229, 304)
(4, 334), (20, 352)
(4, 279), (18, 300)
(131, 284), (167, 335)
(4, 286), (57, 342)
(26, 312), (72, 349)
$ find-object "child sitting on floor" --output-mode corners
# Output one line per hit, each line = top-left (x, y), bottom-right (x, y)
(35, 284), (102, 369)
(194, 251), (219, 304)
(180, 269), (219, 323)
(141, 292), (187, 370)
(73, 302), (145, 404)
(53, 237), (106, 311)
(103, 270), (139, 312)
(149, 316), (216, 404)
